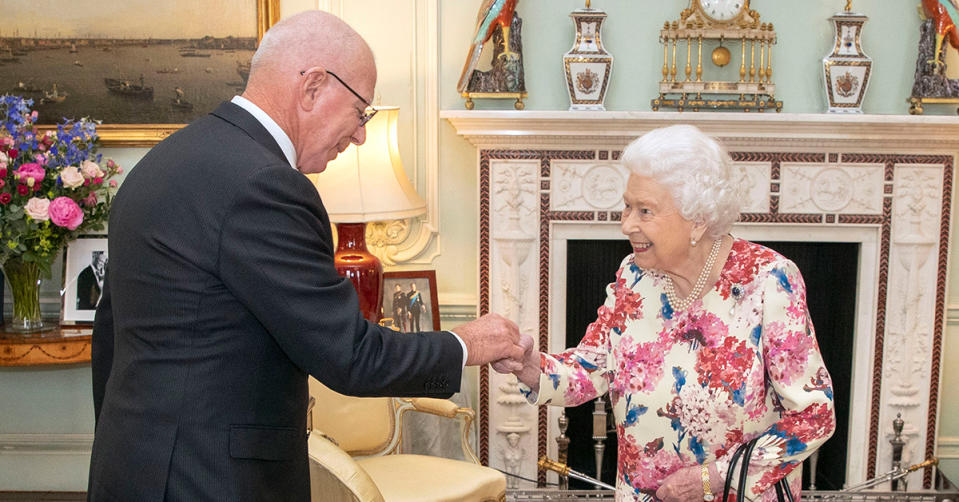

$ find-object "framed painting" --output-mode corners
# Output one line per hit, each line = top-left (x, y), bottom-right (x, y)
(381, 270), (440, 332)
(2, 0), (279, 147)
(61, 235), (108, 324)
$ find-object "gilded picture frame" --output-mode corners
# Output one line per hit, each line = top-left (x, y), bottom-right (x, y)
(13, 0), (280, 147)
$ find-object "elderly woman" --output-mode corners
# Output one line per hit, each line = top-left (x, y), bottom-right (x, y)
(513, 125), (835, 502)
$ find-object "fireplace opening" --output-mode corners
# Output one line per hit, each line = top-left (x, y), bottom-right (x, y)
(563, 238), (857, 490)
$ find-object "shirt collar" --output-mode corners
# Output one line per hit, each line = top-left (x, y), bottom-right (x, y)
(230, 95), (297, 170)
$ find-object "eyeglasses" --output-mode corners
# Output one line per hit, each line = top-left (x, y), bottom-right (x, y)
(300, 69), (378, 127)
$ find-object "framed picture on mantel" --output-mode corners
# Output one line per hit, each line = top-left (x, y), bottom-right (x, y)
(0, 0), (279, 146)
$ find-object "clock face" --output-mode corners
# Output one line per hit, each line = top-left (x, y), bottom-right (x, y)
(697, 0), (745, 23)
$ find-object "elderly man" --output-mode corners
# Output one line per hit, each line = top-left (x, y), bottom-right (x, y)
(88, 11), (527, 501)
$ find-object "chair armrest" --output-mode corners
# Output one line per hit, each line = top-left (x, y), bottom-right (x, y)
(308, 432), (385, 502)
(407, 397), (462, 418)
(396, 398), (480, 464)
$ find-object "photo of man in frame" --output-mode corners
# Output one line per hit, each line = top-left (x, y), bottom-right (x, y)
(76, 250), (108, 310)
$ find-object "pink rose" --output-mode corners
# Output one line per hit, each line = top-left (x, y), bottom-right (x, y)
(0, 168), (7, 178)
(16, 162), (44, 184)
(80, 160), (104, 179)
(109, 180), (117, 188)
(59, 165), (84, 188)
(16, 184), (29, 196)
(0, 193), (11, 205)
(24, 197), (50, 221)
(48, 196), (83, 230)
(82, 192), (97, 207)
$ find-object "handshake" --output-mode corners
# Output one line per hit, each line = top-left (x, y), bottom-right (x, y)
(452, 313), (542, 390)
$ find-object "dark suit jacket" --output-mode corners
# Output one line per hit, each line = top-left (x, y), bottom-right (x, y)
(89, 102), (462, 502)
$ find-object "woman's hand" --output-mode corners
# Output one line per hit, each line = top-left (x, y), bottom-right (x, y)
(655, 462), (722, 502)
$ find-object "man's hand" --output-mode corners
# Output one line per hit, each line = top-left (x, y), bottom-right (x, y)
(655, 462), (723, 502)
(452, 313), (524, 367)
(491, 334), (533, 374)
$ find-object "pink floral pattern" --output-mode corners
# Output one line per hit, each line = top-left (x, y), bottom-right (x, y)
(524, 239), (836, 501)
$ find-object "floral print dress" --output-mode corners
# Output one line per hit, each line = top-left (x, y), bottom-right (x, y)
(521, 238), (836, 501)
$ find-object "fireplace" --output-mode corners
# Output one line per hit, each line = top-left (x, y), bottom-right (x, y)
(560, 239), (858, 490)
(442, 110), (958, 490)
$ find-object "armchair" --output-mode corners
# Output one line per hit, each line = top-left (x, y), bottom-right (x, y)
(307, 378), (506, 502)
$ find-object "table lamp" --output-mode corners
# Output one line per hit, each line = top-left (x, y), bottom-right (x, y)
(310, 106), (426, 322)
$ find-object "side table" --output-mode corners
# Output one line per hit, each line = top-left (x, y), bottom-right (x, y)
(0, 323), (92, 366)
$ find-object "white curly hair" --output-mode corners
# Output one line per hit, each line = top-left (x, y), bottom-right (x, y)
(620, 125), (744, 240)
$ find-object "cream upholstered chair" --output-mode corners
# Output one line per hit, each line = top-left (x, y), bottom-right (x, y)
(307, 378), (506, 502)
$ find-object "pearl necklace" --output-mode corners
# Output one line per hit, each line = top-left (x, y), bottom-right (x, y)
(664, 237), (723, 311)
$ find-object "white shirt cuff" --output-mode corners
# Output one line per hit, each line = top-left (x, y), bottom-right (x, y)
(447, 330), (468, 368)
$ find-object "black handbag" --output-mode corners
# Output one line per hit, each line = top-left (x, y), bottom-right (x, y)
(721, 436), (795, 502)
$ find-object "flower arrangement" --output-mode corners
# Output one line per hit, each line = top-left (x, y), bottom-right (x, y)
(0, 95), (121, 331)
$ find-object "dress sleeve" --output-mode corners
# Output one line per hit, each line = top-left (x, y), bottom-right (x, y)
(519, 261), (628, 407)
(717, 259), (836, 499)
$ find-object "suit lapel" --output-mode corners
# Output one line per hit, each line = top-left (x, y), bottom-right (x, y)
(210, 101), (288, 164)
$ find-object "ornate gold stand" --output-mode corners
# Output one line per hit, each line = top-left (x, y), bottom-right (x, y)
(0, 323), (92, 366)
(908, 96), (959, 115)
(462, 92), (527, 110)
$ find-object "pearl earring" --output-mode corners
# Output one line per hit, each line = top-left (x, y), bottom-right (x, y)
(690, 238), (697, 247)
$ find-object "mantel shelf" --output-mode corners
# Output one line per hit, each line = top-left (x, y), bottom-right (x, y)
(441, 110), (959, 151)
(0, 323), (92, 367)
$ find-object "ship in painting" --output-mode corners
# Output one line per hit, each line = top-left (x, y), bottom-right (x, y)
(236, 61), (251, 83)
(179, 48), (211, 58)
(40, 83), (67, 105)
(105, 77), (154, 100)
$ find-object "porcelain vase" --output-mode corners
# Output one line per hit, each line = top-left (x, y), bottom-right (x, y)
(563, 5), (613, 111)
(823, 10), (872, 113)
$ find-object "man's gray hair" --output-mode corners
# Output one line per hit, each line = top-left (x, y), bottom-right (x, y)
(621, 125), (745, 239)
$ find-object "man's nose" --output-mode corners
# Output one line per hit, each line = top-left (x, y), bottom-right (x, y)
(351, 124), (367, 146)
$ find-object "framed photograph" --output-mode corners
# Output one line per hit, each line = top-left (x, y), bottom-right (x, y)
(61, 235), (109, 324)
(3, 0), (279, 147)
(382, 270), (440, 332)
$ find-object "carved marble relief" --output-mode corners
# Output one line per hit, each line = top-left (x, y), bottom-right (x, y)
(879, 165), (943, 487)
(488, 159), (540, 483)
(551, 161), (629, 211)
(736, 162), (773, 213)
(780, 164), (884, 214)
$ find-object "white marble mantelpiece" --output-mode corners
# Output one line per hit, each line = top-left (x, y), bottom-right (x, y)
(443, 110), (956, 490)
(442, 110), (959, 151)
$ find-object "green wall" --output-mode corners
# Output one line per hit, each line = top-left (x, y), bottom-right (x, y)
(1, 0), (956, 491)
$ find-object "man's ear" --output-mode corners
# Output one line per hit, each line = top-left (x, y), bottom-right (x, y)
(298, 67), (328, 112)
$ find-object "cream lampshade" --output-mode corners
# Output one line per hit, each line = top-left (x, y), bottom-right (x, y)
(309, 107), (426, 323)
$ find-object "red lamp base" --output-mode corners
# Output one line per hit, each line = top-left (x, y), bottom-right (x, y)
(333, 222), (382, 323)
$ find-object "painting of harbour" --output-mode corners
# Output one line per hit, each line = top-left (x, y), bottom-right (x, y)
(0, 0), (257, 125)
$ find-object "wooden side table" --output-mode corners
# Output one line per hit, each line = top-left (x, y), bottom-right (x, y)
(0, 323), (92, 366)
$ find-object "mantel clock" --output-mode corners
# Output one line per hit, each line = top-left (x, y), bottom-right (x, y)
(652, 0), (782, 112)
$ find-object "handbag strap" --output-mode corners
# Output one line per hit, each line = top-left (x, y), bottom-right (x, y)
(777, 476), (795, 502)
(721, 439), (751, 502)
(736, 437), (760, 502)
(723, 435), (795, 502)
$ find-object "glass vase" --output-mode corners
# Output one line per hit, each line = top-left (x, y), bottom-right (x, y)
(3, 257), (44, 332)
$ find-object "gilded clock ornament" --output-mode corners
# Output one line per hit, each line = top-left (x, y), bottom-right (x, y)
(651, 0), (781, 112)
